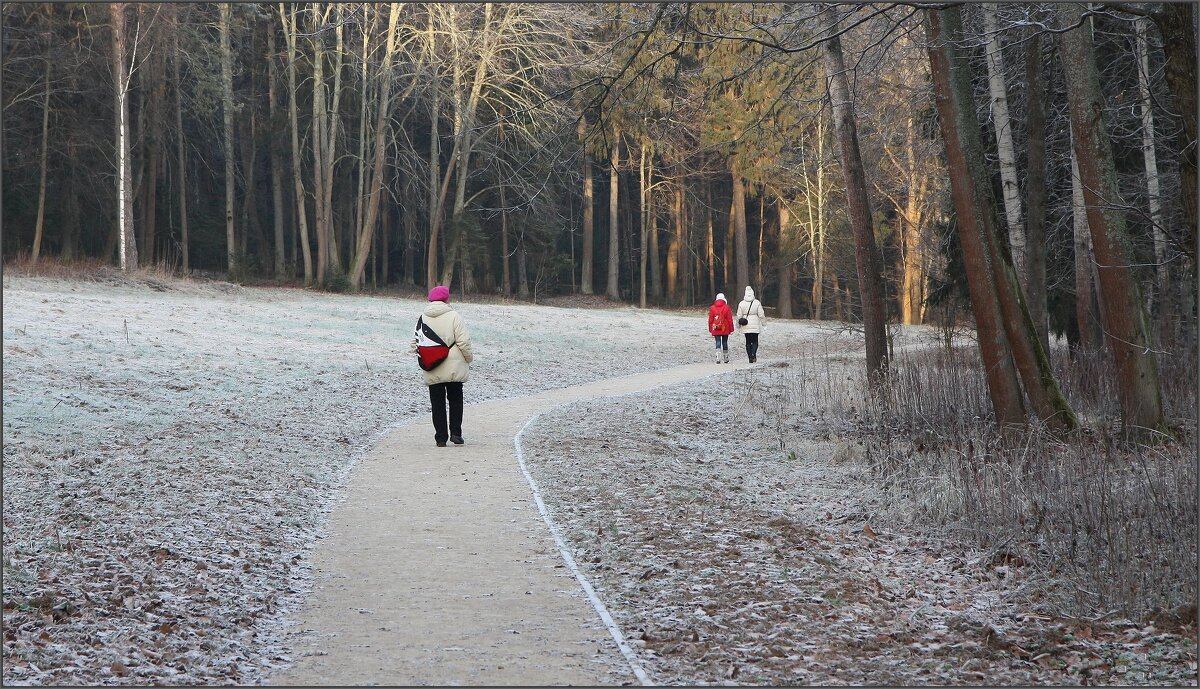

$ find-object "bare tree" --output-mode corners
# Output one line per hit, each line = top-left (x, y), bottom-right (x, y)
(926, 5), (1078, 431)
(280, 3), (312, 284)
(820, 3), (888, 380)
(1059, 2), (1168, 437)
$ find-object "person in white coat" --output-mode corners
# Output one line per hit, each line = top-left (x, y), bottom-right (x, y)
(411, 285), (473, 447)
(735, 286), (766, 363)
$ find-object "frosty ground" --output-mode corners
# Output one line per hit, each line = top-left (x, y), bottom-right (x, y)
(2, 272), (1195, 685)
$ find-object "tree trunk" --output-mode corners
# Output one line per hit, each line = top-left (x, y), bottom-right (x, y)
(606, 126), (620, 300)
(730, 163), (750, 295)
(173, 15), (189, 273)
(403, 209), (417, 286)
(1024, 27), (1050, 352)
(926, 6), (1027, 428)
(982, 4), (1027, 288)
(219, 2), (236, 274)
(649, 156), (662, 300)
(1153, 3), (1196, 266)
(1059, 3), (1169, 437)
(498, 173), (511, 296)
(31, 55), (50, 265)
(1135, 17), (1169, 307)
(665, 177), (680, 304)
(638, 141), (648, 307)
(706, 180), (715, 298)
(580, 119), (594, 295)
(62, 139), (80, 260)
(349, 3), (400, 289)
(756, 191), (765, 287)
(426, 11), (442, 289)
(268, 26), (286, 278)
(931, 5), (1079, 431)
(517, 235), (529, 299)
(281, 4), (312, 284)
(777, 204), (793, 318)
(822, 3), (888, 380)
(1071, 143), (1103, 352)
(112, 2), (137, 272)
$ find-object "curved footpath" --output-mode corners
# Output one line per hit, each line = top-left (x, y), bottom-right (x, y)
(268, 360), (752, 686)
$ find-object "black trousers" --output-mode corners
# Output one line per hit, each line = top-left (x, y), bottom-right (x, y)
(428, 382), (464, 442)
(744, 333), (760, 361)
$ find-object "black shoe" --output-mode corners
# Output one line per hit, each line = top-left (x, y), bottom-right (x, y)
(449, 435), (465, 445)
(436, 440), (448, 447)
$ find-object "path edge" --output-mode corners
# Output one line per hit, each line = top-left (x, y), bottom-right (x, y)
(514, 412), (655, 687)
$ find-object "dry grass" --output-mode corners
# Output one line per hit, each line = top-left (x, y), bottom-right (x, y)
(762, 342), (1197, 623)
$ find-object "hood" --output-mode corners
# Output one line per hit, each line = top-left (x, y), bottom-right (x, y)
(744, 286), (756, 301)
(423, 302), (454, 318)
(714, 292), (726, 305)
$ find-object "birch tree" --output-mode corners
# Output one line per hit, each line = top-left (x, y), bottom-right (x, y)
(111, 2), (137, 272)
(981, 4), (1026, 289)
(1134, 17), (1169, 306)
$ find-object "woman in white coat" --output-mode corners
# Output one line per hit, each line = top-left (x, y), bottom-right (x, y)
(735, 286), (766, 363)
(412, 285), (473, 447)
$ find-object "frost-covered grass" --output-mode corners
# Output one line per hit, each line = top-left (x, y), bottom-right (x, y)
(2, 272), (842, 685)
(521, 351), (1199, 686)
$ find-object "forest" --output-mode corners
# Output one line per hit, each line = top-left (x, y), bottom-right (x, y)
(3, 2), (1198, 684)
(2, 2), (1192, 321)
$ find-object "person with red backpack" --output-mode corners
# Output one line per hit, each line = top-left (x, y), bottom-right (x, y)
(411, 285), (473, 447)
(708, 292), (735, 364)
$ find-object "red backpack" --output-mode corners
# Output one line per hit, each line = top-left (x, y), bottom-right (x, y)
(415, 317), (454, 371)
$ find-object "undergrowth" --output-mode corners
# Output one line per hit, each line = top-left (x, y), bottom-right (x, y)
(757, 340), (1197, 623)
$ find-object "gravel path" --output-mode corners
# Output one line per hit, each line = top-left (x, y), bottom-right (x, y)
(268, 361), (756, 686)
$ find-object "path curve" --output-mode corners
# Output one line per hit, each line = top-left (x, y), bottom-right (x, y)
(269, 360), (753, 686)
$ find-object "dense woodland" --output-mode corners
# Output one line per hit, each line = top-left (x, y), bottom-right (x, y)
(2, 2), (1196, 430)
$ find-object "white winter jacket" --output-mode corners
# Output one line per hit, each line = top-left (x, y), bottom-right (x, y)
(410, 301), (473, 385)
(736, 287), (766, 334)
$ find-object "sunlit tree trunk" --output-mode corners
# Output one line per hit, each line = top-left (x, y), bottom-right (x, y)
(822, 3), (888, 380)
(579, 118), (594, 295)
(706, 181), (715, 298)
(1060, 2), (1169, 437)
(638, 141), (648, 308)
(606, 125), (620, 300)
(777, 204), (792, 318)
(112, 2), (137, 272)
(730, 163), (749, 295)
(219, 2), (236, 274)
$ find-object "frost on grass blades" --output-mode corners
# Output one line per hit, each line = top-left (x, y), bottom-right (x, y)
(2, 273), (798, 685)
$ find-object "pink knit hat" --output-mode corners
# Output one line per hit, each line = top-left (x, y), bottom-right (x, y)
(428, 285), (450, 302)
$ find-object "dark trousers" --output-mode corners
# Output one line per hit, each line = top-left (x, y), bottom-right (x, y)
(428, 382), (464, 442)
(744, 333), (760, 361)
